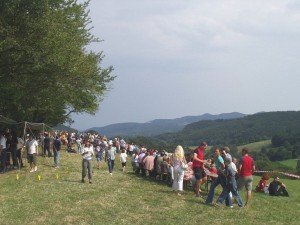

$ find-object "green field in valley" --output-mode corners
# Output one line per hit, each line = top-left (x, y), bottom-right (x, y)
(279, 159), (298, 169)
(237, 140), (272, 152)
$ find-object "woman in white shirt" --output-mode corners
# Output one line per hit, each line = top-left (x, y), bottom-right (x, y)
(81, 141), (94, 184)
(171, 145), (187, 196)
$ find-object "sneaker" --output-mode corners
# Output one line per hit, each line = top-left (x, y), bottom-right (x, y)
(89, 180), (92, 184)
(195, 194), (202, 198)
(110, 173), (112, 176)
(81, 179), (85, 183)
(55, 166), (59, 169)
(229, 205), (233, 209)
(30, 169), (34, 173)
(34, 166), (37, 172)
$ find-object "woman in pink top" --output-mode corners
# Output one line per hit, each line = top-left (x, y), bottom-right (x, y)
(143, 150), (155, 177)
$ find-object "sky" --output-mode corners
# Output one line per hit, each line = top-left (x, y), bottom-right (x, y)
(72, 0), (300, 131)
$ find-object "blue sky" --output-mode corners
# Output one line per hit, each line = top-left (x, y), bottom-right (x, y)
(72, 0), (300, 130)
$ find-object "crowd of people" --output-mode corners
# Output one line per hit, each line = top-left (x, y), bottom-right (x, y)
(129, 141), (290, 208)
(0, 128), (290, 208)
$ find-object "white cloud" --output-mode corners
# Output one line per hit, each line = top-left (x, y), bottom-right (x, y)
(72, 0), (300, 130)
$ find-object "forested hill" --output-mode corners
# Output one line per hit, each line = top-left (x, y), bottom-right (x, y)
(88, 112), (245, 137)
(156, 111), (300, 146)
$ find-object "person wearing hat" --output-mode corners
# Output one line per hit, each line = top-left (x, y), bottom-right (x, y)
(105, 141), (116, 175)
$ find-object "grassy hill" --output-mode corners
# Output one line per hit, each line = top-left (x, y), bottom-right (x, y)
(237, 140), (272, 152)
(279, 159), (298, 169)
(0, 146), (299, 225)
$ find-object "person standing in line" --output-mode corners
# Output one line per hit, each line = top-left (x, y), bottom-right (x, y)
(120, 149), (127, 172)
(0, 132), (7, 173)
(10, 132), (19, 169)
(155, 151), (165, 180)
(115, 137), (120, 153)
(16, 134), (24, 168)
(53, 136), (61, 168)
(120, 138), (126, 151)
(143, 150), (155, 178)
(76, 137), (82, 153)
(26, 135), (39, 172)
(237, 147), (256, 207)
(95, 144), (103, 170)
(193, 142), (208, 197)
(171, 145), (187, 196)
(81, 141), (94, 184)
(131, 149), (139, 172)
(5, 132), (11, 169)
(43, 133), (52, 157)
(138, 149), (146, 176)
(105, 141), (116, 175)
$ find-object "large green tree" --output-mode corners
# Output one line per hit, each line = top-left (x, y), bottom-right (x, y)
(0, 0), (115, 126)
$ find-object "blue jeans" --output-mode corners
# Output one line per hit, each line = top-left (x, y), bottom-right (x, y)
(217, 182), (244, 207)
(1, 148), (7, 172)
(54, 150), (60, 167)
(107, 159), (115, 173)
(205, 173), (232, 206)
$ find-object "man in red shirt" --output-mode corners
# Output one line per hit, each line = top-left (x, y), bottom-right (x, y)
(193, 142), (208, 197)
(237, 147), (255, 207)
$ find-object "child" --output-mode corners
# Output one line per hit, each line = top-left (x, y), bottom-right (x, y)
(255, 173), (270, 193)
(120, 149), (127, 172)
(215, 157), (244, 208)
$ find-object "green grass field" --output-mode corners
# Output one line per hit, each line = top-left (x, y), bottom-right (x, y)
(238, 140), (272, 152)
(279, 159), (298, 169)
(0, 147), (299, 225)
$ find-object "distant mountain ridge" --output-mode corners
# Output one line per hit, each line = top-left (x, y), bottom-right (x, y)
(88, 112), (246, 137)
(156, 110), (300, 146)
